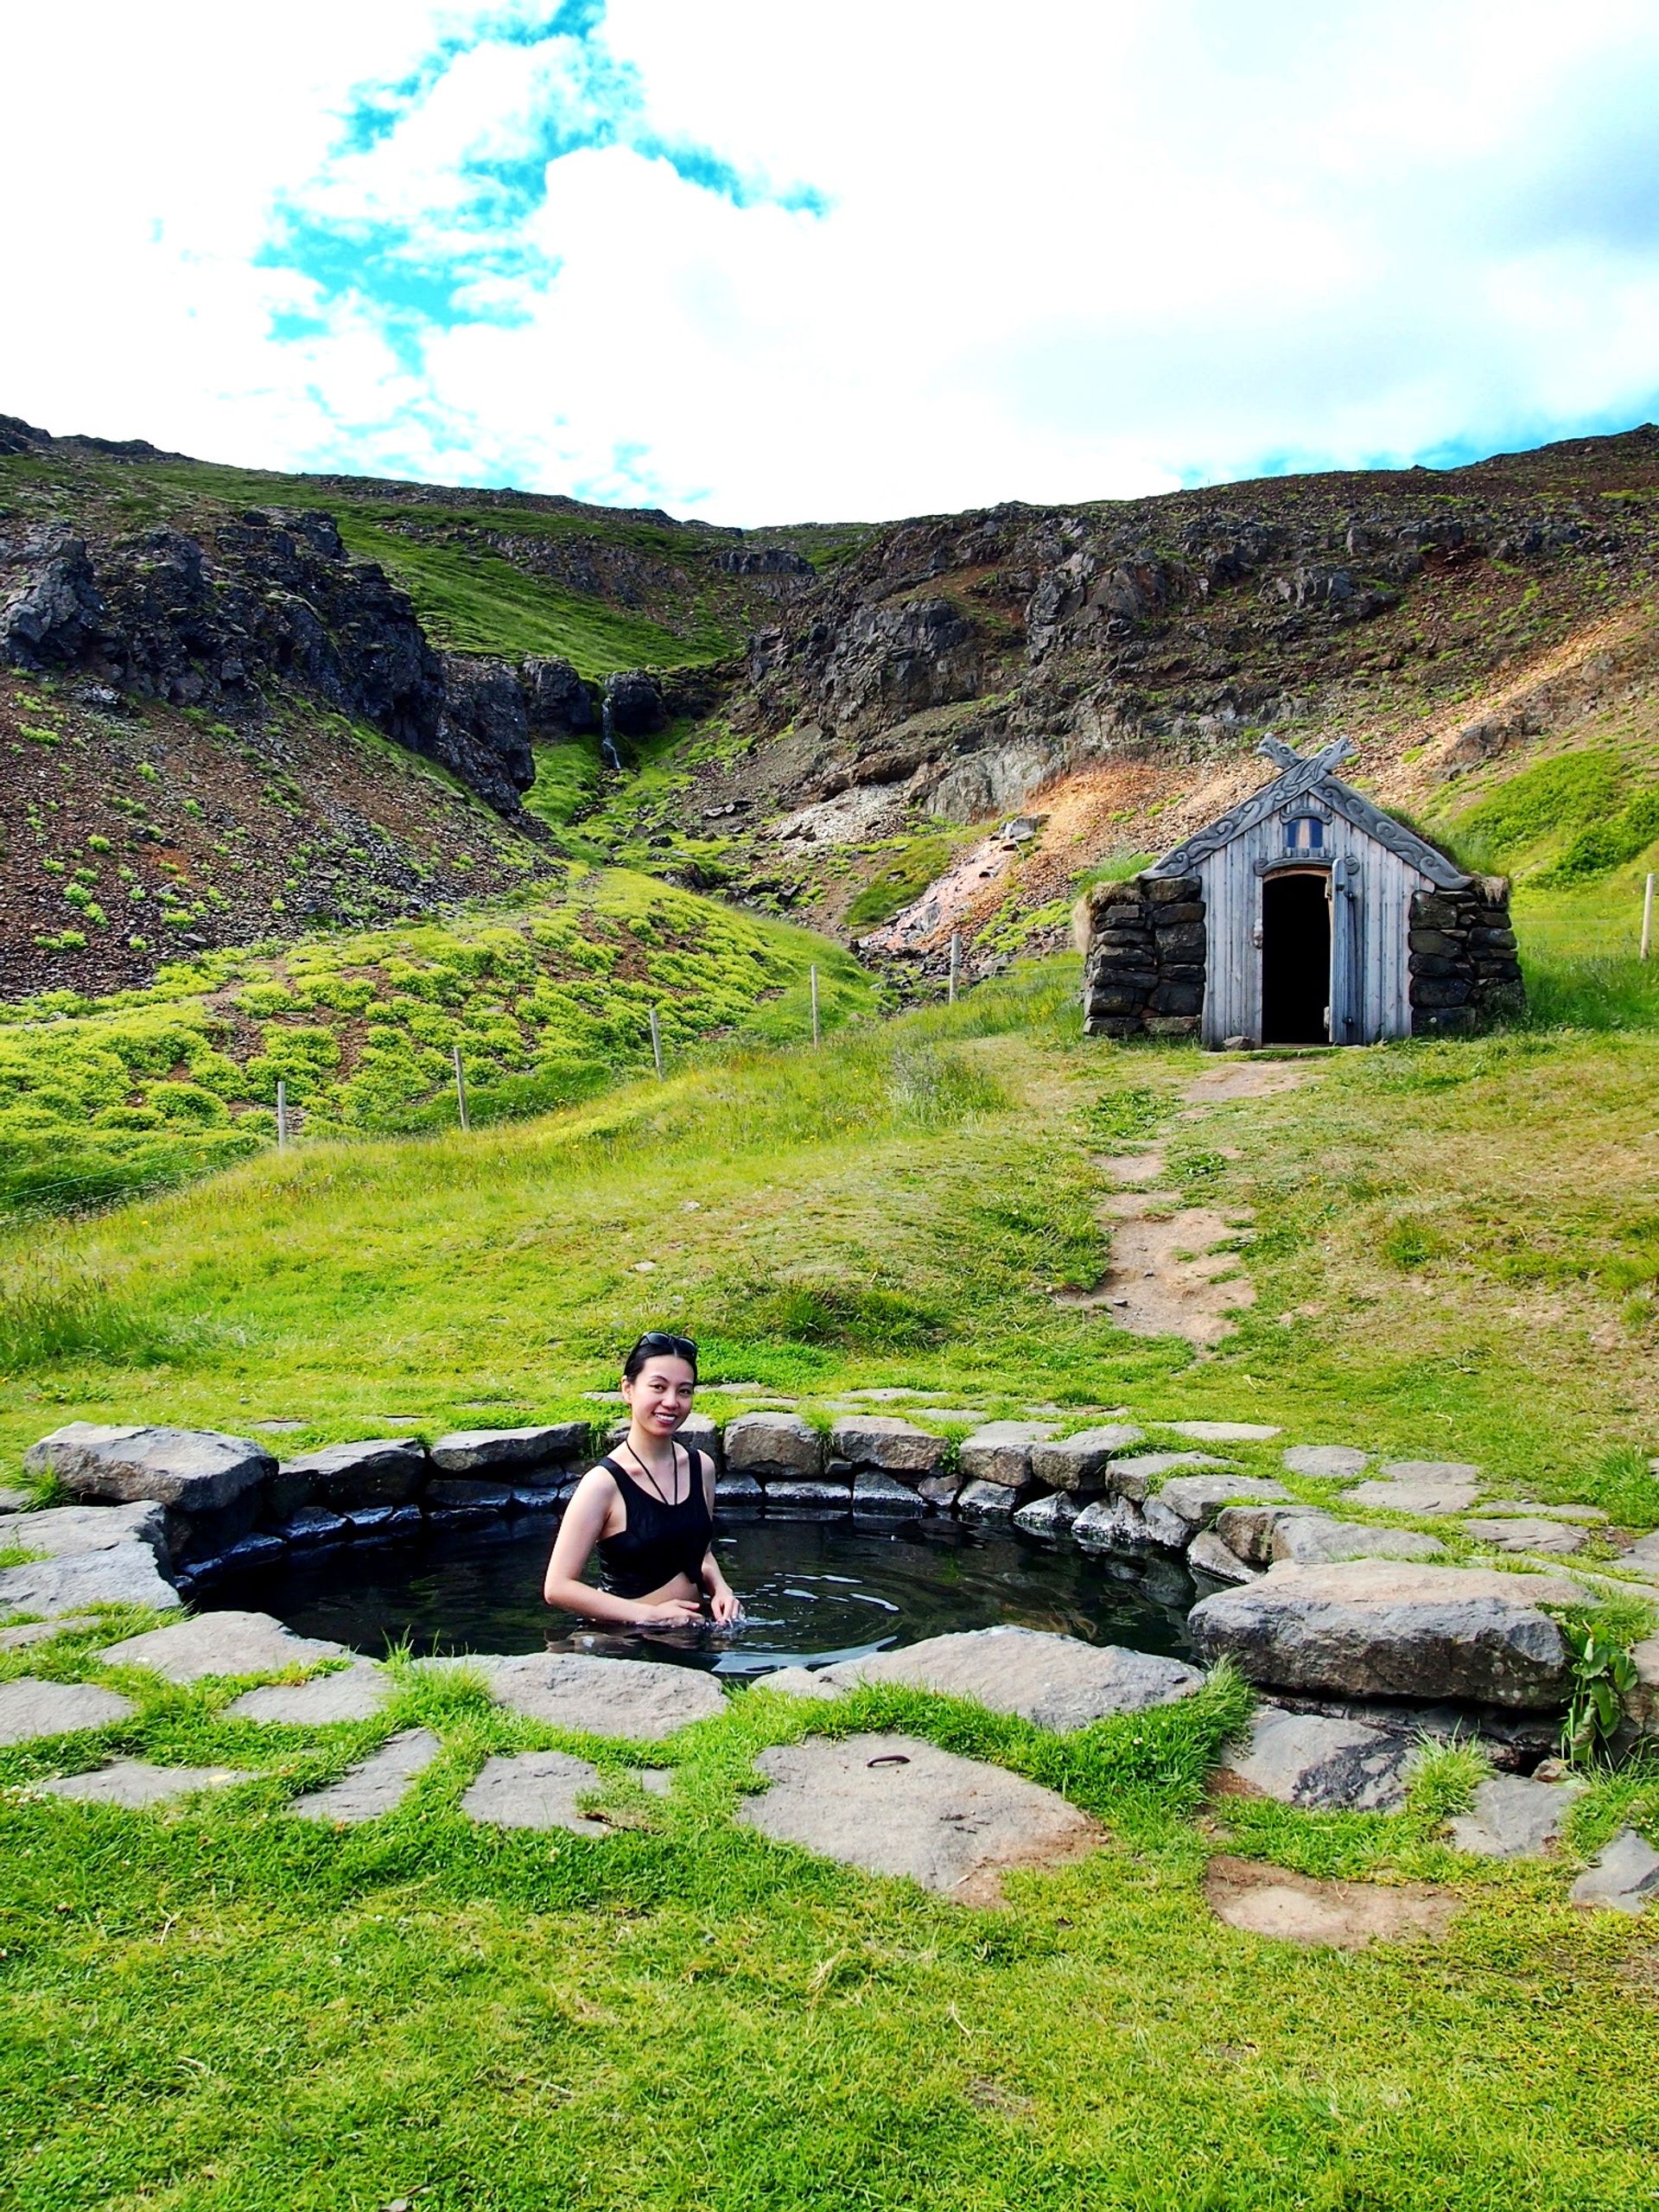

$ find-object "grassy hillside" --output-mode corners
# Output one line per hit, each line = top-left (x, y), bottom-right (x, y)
(0, 871), (873, 1218)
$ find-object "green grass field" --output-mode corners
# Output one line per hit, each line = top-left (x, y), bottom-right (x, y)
(4, 889), (1659, 2209)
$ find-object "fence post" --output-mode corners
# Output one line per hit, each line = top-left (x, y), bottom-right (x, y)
(1643, 872), (1655, 962)
(948, 931), (961, 1005)
(276, 1079), (287, 1151)
(453, 1044), (469, 1132)
(810, 963), (820, 1047)
(650, 1007), (664, 1079)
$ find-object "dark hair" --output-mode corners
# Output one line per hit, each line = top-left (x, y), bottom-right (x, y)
(623, 1331), (698, 1381)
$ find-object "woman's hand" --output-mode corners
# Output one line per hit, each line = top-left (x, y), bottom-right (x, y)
(709, 1586), (744, 1626)
(632, 1596), (705, 1628)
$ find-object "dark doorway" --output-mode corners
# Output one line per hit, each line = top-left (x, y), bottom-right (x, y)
(1261, 872), (1330, 1044)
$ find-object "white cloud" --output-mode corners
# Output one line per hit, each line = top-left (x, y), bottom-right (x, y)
(3, 0), (1659, 518)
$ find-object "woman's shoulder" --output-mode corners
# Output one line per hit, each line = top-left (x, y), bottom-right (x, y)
(576, 1458), (622, 1490)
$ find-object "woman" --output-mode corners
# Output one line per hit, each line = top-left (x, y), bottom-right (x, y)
(543, 1332), (743, 1629)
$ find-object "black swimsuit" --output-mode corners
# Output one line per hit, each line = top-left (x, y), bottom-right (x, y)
(595, 1446), (713, 1601)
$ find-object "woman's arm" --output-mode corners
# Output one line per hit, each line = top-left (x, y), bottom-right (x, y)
(543, 1470), (702, 1626)
(697, 1458), (743, 1624)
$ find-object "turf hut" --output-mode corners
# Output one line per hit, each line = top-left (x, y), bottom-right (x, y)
(1081, 736), (1522, 1048)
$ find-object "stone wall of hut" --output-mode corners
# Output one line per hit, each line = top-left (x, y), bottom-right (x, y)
(1408, 876), (1524, 1034)
(1079, 873), (1206, 1039)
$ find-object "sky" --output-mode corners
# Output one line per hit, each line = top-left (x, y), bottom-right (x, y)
(6, 0), (1659, 524)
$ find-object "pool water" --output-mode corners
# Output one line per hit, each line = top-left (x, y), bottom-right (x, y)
(209, 1509), (1198, 1675)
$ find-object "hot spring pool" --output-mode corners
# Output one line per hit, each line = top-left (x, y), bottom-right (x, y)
(206, 1510), (1198, 1675)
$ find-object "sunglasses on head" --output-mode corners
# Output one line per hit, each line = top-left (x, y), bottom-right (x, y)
(630, 1332), (698, 1363)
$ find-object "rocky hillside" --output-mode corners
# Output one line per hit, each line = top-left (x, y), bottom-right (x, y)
(8, 408), (1659, 1000)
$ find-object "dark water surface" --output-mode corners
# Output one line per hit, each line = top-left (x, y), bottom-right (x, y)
(210, 1510), (1198, 1675)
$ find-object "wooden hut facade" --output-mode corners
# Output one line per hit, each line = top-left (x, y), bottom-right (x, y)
(1080, 737), (1523, 1048)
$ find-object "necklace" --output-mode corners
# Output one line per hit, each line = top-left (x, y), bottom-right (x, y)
(624, 1437), (682, 1506)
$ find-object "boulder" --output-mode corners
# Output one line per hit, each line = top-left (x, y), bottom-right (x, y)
(1463, 1517), (1588, 1555)
(98, 1609), (347, 1683)
(0, 1543), (181, 1620)
(738, 1732), (1100, 1904)
(818, 1626), (1201, 1730)
(959, 1422), (1057, 1487)
(1270, 1515), (1448, 1567)
(1628, 1635), (1659, 1736)
(0, 1677), (137, 1745)
(489, 1652), (726, 1739)
(429, 1425), (588, 1476)
(1107, 1452), (1227, 1503)
(1218, 1707), (1418, 1812)
(25, 1423), (273, 1512)
(519, 655), (595, 735)
(957, 1478), (1020, 1522)
(853, 1470), (924, 1513)
(1188, 1560), (1576, 1708)
(1187, 1530), (1259, 1583)
(1570, 1828), (1659, 1912)
(723, 1413), (824, 1481)
(273, 1439), (429, 1512)
(764, 1478), (854, 1509)
(1072, 1497), (1151, 1551)
(0, 1501), (168, 1563)
(1141, 1475), (1290, 1550)
(461, 1749), (611, 1834)
(829, 1417), (948, 1478)
(1012, 1491), (1078, 1539)
(1282, 1445), (1370, 1480)
(285, 1730), (442, 1822)
(1447, 1775), (1582, 1859)
(606, 669), (666, 738)
(1030, 1425), (1146, 1493)
(425, 1480), (512, 1518)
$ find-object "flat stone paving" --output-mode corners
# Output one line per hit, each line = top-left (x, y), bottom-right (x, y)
(1447, 1776), (1582, 1859)
(818, 1627), (1201, 1730)
(0, 1677), (137, 1745)
(1217, 1707), (1417, 1815)
(39, 1759), (251, 1808)
(1, 1544), (181, 1620)
(285, 1730), (442, 1822)
(1570, 1828), (1659, 1912)
(461, 1750), (611, 1834)
(229, 1660), (391, 1725)
(489, 1652), (726, 1739)
(98, 1611), (347, 1683)
(740, 1732), (1101, 1904)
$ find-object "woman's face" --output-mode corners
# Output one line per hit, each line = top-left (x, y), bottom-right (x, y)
(622, 1354), (696, 1438)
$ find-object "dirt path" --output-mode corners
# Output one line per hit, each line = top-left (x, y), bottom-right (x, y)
(1056, 1059), (1315, 1348)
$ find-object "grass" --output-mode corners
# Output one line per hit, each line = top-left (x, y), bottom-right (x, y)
(3, 1622), (1659, 2209)
(0, 871), (875, 1219)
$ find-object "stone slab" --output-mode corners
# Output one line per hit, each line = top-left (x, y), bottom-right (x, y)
(1463, 1517), (1589, 1555)
(739, 1732), (1101, 1904)
(763, 1478), (853, 1509)
(1072, 1497), (1151, 1552)
(0, 1502), (168, 1562)
(24, 1424), (273, 1513)
(0, 1676), (137, 1745)
(229, 1660), (391, 1724)
(429, 1424), (588, 1474)
(1345, 1478), (1481, 1517)
(960, 1422), (1058, 1487)
(460, 1749), (610, 1833)
(1570, 1827), (1659, 1911)
(957, 1479), (1020, 1522)
(819, 1626), (1201, 1730)
(99, 1610), (347, 1683)
(490, 1652), (726, 1739)
(39, 1758), (250, 1808)
(1479, 1501), (1607, 1524)
(1271, 1515), (1448, 1567)
(0, 1486), (34, 1512)
(828, 1418), (948, 1477)
(1217, 1707), (1417, 1813)
(0, 1543), (181, 1621)
(1030, 1426), (1146, 1493)
(1108, 1452), (1227, 1502)
(1447, 1775), (1582, 1859)
(1165, 1422), (1281, 1442)
(1012, 1491), (1078, 1539)
(277, 1508), (350, 1551)
(0, 1618), (86, 1651)
(1281, 1445), (1370, 1480)
(276, 1439), (429, 1510)
(852, 1470), (924, 1512)
(425, 1480), (513, 1516)
(1628, 1634), (1659, 1737)
(723, 1412), (824, 1479)
(1141, 1475), (1290, 1549)
(1189, 1560), (1577, 1708)
(748, 1666), (837, 1698)
(286, 1730), (442, 1822)
(1379, 1459), (1482, 1484)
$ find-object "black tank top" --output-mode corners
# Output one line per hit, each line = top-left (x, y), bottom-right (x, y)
(594, 1446), (713, 1601)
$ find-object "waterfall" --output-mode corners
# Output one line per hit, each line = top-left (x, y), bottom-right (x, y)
(600, 695), (620, 772)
